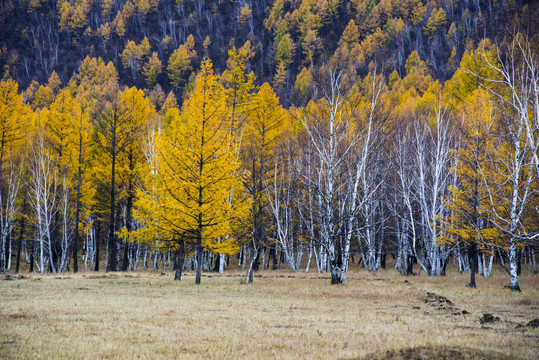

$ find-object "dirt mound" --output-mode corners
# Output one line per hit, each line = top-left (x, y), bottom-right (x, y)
(362, 346), (518, 360)
(479, 313), (500, 324)
(422, 291), (469, 315)
(423, 292), (455, 311)
(517, 319), (539, 329)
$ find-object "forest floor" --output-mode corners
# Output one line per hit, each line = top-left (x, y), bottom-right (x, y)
(0, 265), (538, 359)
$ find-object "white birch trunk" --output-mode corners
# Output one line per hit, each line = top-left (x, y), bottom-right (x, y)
(474, 37), (537, 290)
(1, 157), (23, 272)
(509, 240), (519, 290)
(28, 135), (58, 273)
(219, 253), (226, 273)
(296, 66), (388, 283)
(305, 240), (312, 273)
(531, 248), (537, 274)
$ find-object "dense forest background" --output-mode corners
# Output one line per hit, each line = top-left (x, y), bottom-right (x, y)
(0, 0), (538, 288)
(1, 0), (537, 105)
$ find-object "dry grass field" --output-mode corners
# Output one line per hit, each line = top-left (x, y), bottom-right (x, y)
(1, 265), (538, 359)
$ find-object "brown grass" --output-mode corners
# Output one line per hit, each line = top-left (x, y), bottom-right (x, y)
(0, 266), (538, 359)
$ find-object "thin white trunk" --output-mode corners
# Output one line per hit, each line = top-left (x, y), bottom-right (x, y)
(305, 240), (312, 273)
(6, 232), (11, 271)
(219, 253), (225, 273)
(241, 245), (246, 270)
(245, 240), (258, 284)
(532, 248), (537, 273)
(509, 239), (519, 290)
(1, 158), (23, 272)
(476, 253), (484, 274)
(133, 245), (140, 271)
(29, 135), (58, 273)
(486, 251), (494, 277)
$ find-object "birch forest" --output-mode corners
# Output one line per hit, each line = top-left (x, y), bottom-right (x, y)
(0, 0), (538, 291)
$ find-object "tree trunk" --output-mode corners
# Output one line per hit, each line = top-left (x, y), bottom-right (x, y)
(532, 248), (537, 274)
(252, 248), (260, 272)
(516, 248), (522, 276)
(29, 242), (34, 273)
(406, 255), (414, 275)
(6, 230), (12, 271)
(122, 151), (136, 272)
(94, 222), (100, 271)
(122, 241), (129, 271)
(73, 137), (84, 273)
(174, 241), (184, 281)
(107, 142), (118, 272)
(246, 241), (258, 284)
(15, 216), (25, 274)
(219, 253), (225, 273)
(270, 243), (278, 270)
(242, 245), (246, 270)
(467, 243), (477, 288)
(440, 257), (448, 276)
(2, 230), (8, 272)
(477, 252), (483, 276)
(508, 240), (521, 291)
(195, 229), (202, 285)
(305, 241), (313, 273)
(486, 252), (494, 277)
(330, 264), (343, 284)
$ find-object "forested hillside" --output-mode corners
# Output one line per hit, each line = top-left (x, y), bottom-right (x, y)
(1, 0), (537, 104)
(0, 0), (538, 289)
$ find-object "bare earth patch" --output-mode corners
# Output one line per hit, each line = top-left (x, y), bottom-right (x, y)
(0, 267), (537, 359)
(362, 345), (519, 360)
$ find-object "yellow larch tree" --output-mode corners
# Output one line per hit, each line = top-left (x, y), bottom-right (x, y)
(45, 89), (93, 272)
(115, 111), (151, 271)
(45, 89), (81, 271)
(0, 79), (30, 272)
(142, 52), (162, 86)
(136, 59), (248, 284)
(167, 34), (197, 91)
(121, 40), (141, 80)
(219, 41), (256, 274)
(439, 89), (501, 288)
(67, 57), (119, 271)
(242, 82), (287, 282)
(94, 87), (154, 272)
(445, 39), (499, 106)
(221, 41), (255, 133)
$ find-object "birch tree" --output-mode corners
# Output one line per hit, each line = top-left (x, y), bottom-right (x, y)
(467, 35), (538, 290)
(478, 99), (536, 291)
(27, 132), (58, 273)
(391, 121), (417, 275)
(413, 100), (455, 275)
(479, 34), (539, 179)
(265, 146), (298, 272)
(296, 65), (386, 283)
(351, 72), (390, 274)
(296, 66), (353, 283)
